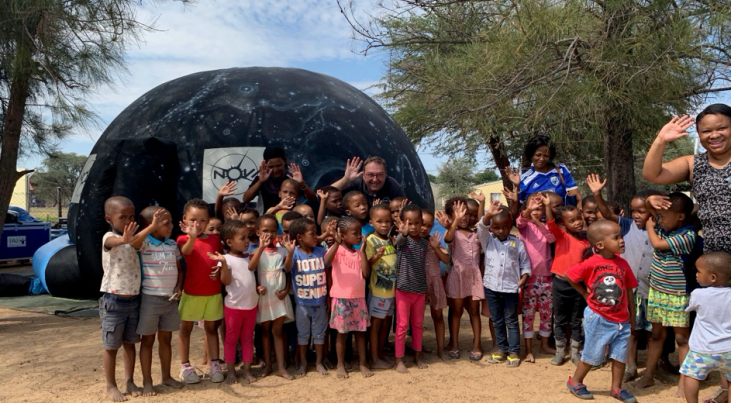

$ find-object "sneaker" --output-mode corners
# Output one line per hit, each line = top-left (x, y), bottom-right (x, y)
(611, 388), (637, 403)
(566, 377), (594, 400)
(210, 360), (224, 383)
(180, 363), (201, 384)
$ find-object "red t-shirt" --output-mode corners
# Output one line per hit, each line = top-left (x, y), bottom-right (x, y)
(565, 254), (638, 323)
(177, 234), (222, 296)
(547, 220), (590, 277)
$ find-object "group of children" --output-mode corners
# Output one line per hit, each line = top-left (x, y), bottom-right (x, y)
(98, 153), (731, 403)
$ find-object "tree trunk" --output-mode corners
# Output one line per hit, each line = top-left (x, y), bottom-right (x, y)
(604, 110), (636, 210)
(0, 70), (32, 237)
(486, 134), (512, 189)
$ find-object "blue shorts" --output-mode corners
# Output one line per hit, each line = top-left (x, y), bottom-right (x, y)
(581, 306), (630, 366)
(680, 350), (731, 381)
(99, 293), (141, 350)
(367, 295), (395, 319)
(295, 303), (328, 345)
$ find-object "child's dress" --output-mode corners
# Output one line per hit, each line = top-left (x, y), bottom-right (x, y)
(516, 214), (555, 339)
(256, 246), (294, 323)
(446, 230), (485, 300)
(425, 244), (447, 310)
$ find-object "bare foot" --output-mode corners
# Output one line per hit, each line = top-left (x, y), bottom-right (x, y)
(226, 371), (238, 384)
(415, 358), (428, 369)
(106, 385), (127, 402)
(634, 375), (655, 389)
(295, 363), (307, 377)
(162, 376), (184, 389)
(371, 358), (393, 369)
(436, 351), (448, 361)
(676, 386), (685, 397)
(336, 364), (349, 379)
(242, 371), (257, 384)
(258, 365), (273, 378)
(360, 365), (374, 378)
(525, 353), (535, 363)
(395, 360), (409, 374)
(277, 368), (294, 380)
(623, 366), (637, 383)
(141, 382), (156, 397)
(316, 363), (329, 376)
(126, 381), (142, 397)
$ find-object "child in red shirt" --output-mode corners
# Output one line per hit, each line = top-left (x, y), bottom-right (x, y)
(565, 220), (638, 403)
(542, 192), (590, 366)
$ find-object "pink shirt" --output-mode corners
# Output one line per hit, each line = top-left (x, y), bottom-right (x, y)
(516, 215), (556, 277)
(329, 245), (366, 299)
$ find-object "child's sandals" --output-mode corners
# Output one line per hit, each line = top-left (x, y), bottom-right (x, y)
(484, 352), (506, 364)
(506, 355), (520, 367)
(448, 349), (460, 359)
(468, 350), (483, 361)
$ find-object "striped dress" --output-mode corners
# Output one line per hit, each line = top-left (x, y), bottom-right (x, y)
(255, 246), (294, 323)
(446, 229), (485, 300)
(648, 226), (696, 296)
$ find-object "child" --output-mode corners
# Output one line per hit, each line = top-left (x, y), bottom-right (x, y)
(199, 211), (225, 368)
(316, 185), (343, 226)
(422, 210), (449, 360)
(293, 204), (315, 221)
(249, 214), (295, 379)
(582, 195), (599, 227)
(214, 180), (242, 220)
(542, 192), (590, 366)
(343, 190), (374, 238)
(266, 178), (300, 217)
(208, 220), (265, 384)
(393, 204), (429, 373)
(99, 196), (157, 401)
(517, 194), (556, 363)
(281, 210), (303, 235)
(679, 252), (731, 403)
(136, 206), (184, 396)
(329, 216), (373, 378)
(284, 218), (337, 376)
(176, 198), (224, 384)
(206, 217), (223, 236)
(564, 220), (638, 403)
(635, 192), (696, 395)
(389, 197), (407, 222)
(444, 196), (484, 361)
(365, 204), (398, 369)
(587, 174), (664, 380)
(321, 216), (337, 248)
(479, 200), (531, 367)
(239, 207), (260, 252)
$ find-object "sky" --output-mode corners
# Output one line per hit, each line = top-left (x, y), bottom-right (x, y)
(17, 0), (731, 175)
(18, 0), (462, 175)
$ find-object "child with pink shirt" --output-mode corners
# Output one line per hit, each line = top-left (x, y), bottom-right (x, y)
(517, 194), (557, 363)
(329, 216), (373, 379)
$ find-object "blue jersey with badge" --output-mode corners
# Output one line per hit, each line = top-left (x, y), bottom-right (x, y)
(519, 164), (577, 203)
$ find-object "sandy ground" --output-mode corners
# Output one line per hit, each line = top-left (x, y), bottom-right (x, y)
(0, 307), (722, 403)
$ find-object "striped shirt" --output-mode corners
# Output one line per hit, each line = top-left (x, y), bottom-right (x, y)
(519, 164), (577, 203)
(649, 226), (695, 295)
(395, 234), (428, 294)
(140, 235), (182, 296)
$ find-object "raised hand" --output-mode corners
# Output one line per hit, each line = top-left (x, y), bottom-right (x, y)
(434, 210), (450, 228)
(658, 115), (695, 143)
(540, 191), (551, 207)
(373, 245), (386, 260)
(453, 200), (467, 222)
(333, 227), (342, 244)
(258, 160), (272, 182)
(429, 232), (443, 249)
(502, 186), (518, 203)
(207, 251), (226, 262)
(317, 188), (329, 201)
(646, 195), (672, 210)
(121, 221), (139, 244)
(485, 199), (501, 216)
(225, 206), (239, 220)
(469, 190), (485, 203)
(287, 162), (304, 184)
(586, 174), (606, 194)
(527, 195), (543, 212)
(343, 156), (363, 182)
(504, 167), (521, 185)
(398, 218), (410, 236)
(372, 198), (381, 206)
(277, 196), (296, 211)
(281, 234), (296, 253)
(646, 215), (657, 230)
(259, 232), (272, 248)
(399, 198), (410, 211)
(218, 180), (238, 197)
(148, 208), (166, 229)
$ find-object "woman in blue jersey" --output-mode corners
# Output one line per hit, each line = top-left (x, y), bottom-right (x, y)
(508, 135), (583, 208)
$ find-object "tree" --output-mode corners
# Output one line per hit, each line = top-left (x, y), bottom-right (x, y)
(31, 152), (87, 206)
(339, 0), (731, 205)
(0, 1), (175, 235)
(435, 157), (476, 199)
(427, 173), (439, 183)
(472, 168), (499, 184)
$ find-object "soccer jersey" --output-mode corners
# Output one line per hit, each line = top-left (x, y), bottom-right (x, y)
(519, 164), (577, 203)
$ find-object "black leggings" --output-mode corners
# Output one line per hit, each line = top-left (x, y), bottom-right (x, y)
(552, 276), (586, 343)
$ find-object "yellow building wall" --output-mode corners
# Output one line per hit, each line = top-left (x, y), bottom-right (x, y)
(11, 169), (28, 209)
(471, 180), (508, 206)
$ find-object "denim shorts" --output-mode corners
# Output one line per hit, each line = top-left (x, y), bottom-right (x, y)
(99, 293), (141, 350)
(680, 349), (731, 381)
(367, 295), (395, 319)
(295, 304), (328, 345)
(581, 306), (631, 366)
(136, 293), (180, 335)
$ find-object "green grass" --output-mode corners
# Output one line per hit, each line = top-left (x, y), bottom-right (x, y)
(26, 207), (65, 222)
